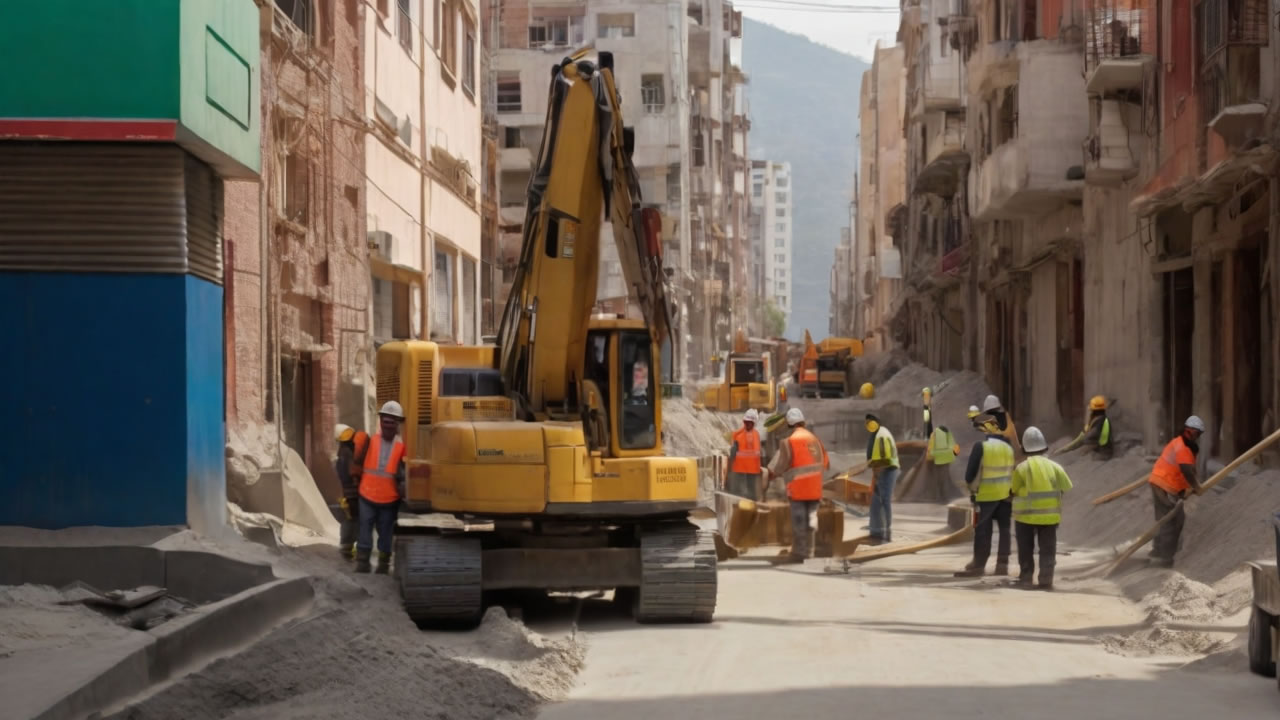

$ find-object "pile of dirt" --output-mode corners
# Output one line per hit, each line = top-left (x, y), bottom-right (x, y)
(661, 397), (739, 458)
(1101, 575), (1234, 658)
(0, 584), (138, 656)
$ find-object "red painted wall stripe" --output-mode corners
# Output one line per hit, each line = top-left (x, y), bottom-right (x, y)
(0, 119), (177, 141)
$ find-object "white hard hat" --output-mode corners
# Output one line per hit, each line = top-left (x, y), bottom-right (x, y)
(967, 405), (980, 418)
(743, 408), (760, 424)
(334, 424), (353, 442)
(785, 407), (805, 426)
(1185, 415), (1206, 432)
(982, 394), (1002, 413)
(1022, 426), (1048, 453)
(379, 400), (405, 419)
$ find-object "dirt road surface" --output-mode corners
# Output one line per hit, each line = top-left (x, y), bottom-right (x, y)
(531, 506), (1280, 720)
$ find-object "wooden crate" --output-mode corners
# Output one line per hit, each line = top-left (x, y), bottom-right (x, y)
(843, 475), (875, 506)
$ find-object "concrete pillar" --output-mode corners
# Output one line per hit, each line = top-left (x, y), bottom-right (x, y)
(1191, 208), (1216, 462)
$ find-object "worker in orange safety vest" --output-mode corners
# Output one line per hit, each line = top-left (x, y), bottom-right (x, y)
(725, 408), (765, 500)
(766, 407), (829, 563)
(356, 401), (407, 574)
(334, 424), (370, 561)
(1147, 415), (1205, 568)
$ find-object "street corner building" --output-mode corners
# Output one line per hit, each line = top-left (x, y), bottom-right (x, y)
(0, 0), (262, 531)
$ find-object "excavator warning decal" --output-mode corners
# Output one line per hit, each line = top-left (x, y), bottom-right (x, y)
(562, 220), (578, 258)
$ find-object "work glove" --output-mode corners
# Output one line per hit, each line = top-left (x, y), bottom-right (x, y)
(339, 496), (353, 520)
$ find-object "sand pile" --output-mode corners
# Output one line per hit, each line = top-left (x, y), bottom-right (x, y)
(1101, 575), (1234, 658)
(0, 584), (138, 656)
(661, 397), (739, 458)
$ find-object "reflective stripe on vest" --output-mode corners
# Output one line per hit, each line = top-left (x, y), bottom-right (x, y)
(731, 427), (762, 474)
(360, 435), (406, 504)
(786, 427), (825, 501)
(870, 427), (900, 469)
(930, 427), (956, 465)
(976, 438), (1014, 501)
(1012, 457), (1065, 524)
(1099, 418), (1111, 447)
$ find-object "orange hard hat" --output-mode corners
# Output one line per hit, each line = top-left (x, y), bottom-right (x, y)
(1089, 395), (1107, 411)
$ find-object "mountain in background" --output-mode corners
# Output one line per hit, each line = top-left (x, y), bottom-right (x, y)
(742, 19), (867, 341)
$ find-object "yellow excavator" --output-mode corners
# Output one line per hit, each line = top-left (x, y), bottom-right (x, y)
(375, 50), (716, 626)
(696, 330), (783, 413)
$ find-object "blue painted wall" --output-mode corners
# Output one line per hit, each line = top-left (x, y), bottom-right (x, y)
(0, 272), (224, 529)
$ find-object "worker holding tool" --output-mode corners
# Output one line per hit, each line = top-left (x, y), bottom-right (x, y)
(1147, 415), (1206, 568)
(356, 401), (408, 575)
(1010, 427), (1073, 590)
(925, 421), (961, 502)
(726, 408), (765, 500)
(922, 387), (934, 436)
(956, 413), (1015, 577)
(866, 413), (900, 544)
(766, 407), (829, 562)
(982, 394), (1023, 457)
(334, 424), (370, 561)
(1055, 395), (1113, 458)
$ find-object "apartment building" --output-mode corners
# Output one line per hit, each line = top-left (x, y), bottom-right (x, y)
(753, 161), (793, 327)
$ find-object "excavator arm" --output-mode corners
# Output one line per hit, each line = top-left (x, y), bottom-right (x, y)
(497, 51), (672, 418)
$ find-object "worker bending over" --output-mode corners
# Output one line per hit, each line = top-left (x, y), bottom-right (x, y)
(1010, 427), (1072, 590)
(925, 421), (961, 502)
(982, 394), (1023, 458)
(1147, 415), (1205, 568)
(956, 413), (1014, 577)
(1056, 395), (1113, 458)
(865, 413), (899, 543)
(356, 401), (407, 574)
(334, 424), (370, 561)
(767, 408), (829, 562)
(726, 409), (764, 500)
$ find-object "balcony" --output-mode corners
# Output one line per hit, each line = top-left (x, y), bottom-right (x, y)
(971, 138), (1085, 219)
(1201, 45), (1268, 146)
(1084, 0), (1156, 95)
(499, 145), (532, 171)
(1082, 99), (1138, 184)
(915, 111), (967, 196)
(689, 24), (711, 86)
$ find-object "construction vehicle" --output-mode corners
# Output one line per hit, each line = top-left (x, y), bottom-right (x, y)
(376, 51), (716, 627)
(797, 330), (864, 398)
(696, 330), (785, 413)
(1247, 513), (1280, 689)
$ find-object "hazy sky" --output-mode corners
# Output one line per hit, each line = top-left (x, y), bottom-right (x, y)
(738, 4), (899, 62)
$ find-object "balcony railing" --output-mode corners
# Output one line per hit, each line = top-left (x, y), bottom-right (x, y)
(1084, 0), (1154, 75)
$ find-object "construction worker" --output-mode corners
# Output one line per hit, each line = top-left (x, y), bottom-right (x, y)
(334, 423), (370, 561)
(982, 394), (1023, 457)
(956, 412), (1014, 577)
(1011, 426), (1073, 590)
(1056, 395), (1113, 458)
(865, 413), (900, 543)
(766, 407), (829, 562)
(356, 401), (407, 574)
(925, 421), (961, 502)
(726, 409), (764, 500)
(1147, 415), (1205, 568)
(967, 405), (980, 420)
(922, 387), (934, 436)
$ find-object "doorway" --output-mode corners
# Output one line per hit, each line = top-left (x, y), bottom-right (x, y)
(1162, 268), (1194, 435)
(1056, 260), (1085, 429)
(281, 353), (314, 466)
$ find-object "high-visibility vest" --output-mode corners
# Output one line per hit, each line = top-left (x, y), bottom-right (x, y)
(1012, 455), (1071, 525)
(869, 426), (900, 469)
(923, 407), (931, 425)
(349, 431), (370, 484)
(360, 435), (406, 504)
(929, 426), (956, 465)
(1099, 418), (1111, 447)
(785, 427), (828, 501)
(976, 438), (1014, 502)
(1149, 435), (1195, 494)
(730, 426), (762, 474)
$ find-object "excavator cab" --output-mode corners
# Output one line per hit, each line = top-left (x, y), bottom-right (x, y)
(582, 319), (661, 456)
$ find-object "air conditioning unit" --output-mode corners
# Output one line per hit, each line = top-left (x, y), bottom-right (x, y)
(368, 230), (393, 259)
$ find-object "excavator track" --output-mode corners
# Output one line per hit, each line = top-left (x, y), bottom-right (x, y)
(636, 525), (718, 623)
(398, 534), (483, 626)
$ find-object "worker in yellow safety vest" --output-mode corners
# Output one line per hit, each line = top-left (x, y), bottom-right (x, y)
(725, 408), (764, 500)
(925, 422), (961, 502)
(982, 394), (1023, 459)
(766, 408), (829, 562)
(1010, 426), (1073, 590)
(956, 412), (1015, 577)
(865, 413), (900, 544)
(1056, 395), (1114, 458)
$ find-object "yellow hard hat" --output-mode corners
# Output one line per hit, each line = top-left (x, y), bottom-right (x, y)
(334, 424), (355, 443)
(967, 405), (980, 419)
(922, 386), (932, 397)
(860, 382), (874, 399)
(1089, 395), (1107, 411)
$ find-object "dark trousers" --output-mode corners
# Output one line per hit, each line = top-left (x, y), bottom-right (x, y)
(1151, 486), (1186, 560)
(358, 497), (398, 556)
(972, 499), (1012, 568)
(1015, 522), (1058, 584)
(790, 499), (818, 557)
(870, 467), (898, 539)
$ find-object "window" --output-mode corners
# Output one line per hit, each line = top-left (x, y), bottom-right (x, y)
(775, 238), (785, 247)
(282, 152), (309, 224)
(776, 281), (786, 292)
(692, 129), (705, 166)
(775, 208), (785, 217)
(752, 182), (762, 197)
(497, 74), (521, 113)
(373, 276), (412, 340)
(775, 222), (786, 232)
(441, 0), (458, 78)
(275, 0), (313, 38)
(502, 125), (522, 147)
(462, 256), (477, 344)
(775, 191), (787, 204)
(641, 74), (665, 113)
(462, 20), (476, 97)
(397, 0), (412, 52)
(598, 12), (635, 38)
(775, 253), (785, 263)
(529, 16), (582, 47)
(432, 247), (455, 340)
(775, 176), (788, 188)
(619, 331), (656, 450)
(775, 268), (786, 278)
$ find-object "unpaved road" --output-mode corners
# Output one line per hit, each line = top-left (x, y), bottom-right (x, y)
(531, 508), (1280, 720)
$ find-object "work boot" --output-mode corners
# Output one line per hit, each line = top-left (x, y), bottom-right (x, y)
(339, 543), (354, 561)
(1148, 556), (1174, 569)
(994, 561), (1009, 576)
(954, 562), (984, 578)
(375, 552), (391, 575)
(1015, 574), (1035, 588)
(354, 551), (372, 574)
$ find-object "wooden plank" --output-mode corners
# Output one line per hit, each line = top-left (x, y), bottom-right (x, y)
(840, 525), (974, 564)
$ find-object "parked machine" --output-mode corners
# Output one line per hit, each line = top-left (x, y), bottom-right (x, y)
(376, 50), (716, 626)
(796, 330), (863, 398)
(697, 330), (785, 413)
(1247, 512), (1280, 690)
